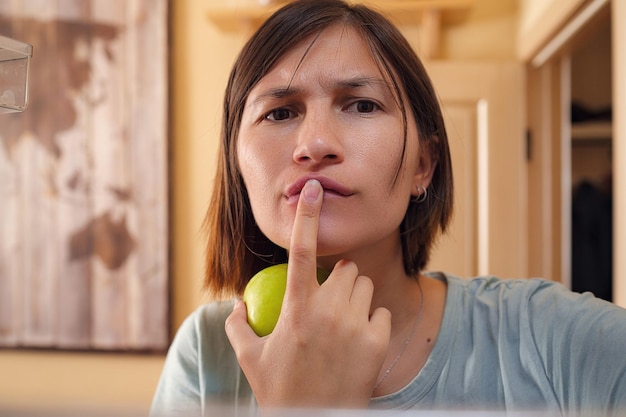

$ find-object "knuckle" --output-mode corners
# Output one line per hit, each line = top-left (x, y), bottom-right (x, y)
(224, 314), (237, 335)
(365, 328), (390, 357)
(234, 344), (255, 365)
(288, 244), (313, 265)
(372, 338), (389, 360)
(335, 259), (357, 273)
(356, 275), (374, 291)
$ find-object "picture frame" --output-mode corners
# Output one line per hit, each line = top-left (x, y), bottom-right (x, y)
(0, 0), (169, 352)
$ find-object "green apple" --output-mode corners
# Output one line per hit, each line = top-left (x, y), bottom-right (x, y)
(243, 263), (330, 337)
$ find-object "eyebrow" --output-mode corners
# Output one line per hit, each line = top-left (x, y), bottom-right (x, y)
(251, 86), (300, 104)
(336, 76), (390, 90)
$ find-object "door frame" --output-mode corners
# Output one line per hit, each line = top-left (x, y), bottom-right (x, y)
(525, 0), (625, 307)
(426, 61), (527, 279)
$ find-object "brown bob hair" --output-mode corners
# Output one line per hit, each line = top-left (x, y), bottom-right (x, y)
(203, 0), (453, 299)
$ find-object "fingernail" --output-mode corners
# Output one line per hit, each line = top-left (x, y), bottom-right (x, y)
(303, 179), (321, 202)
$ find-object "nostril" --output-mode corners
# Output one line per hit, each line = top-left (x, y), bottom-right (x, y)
(293, 139), (343, 164)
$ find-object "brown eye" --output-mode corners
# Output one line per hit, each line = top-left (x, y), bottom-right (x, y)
(266, 108), (292, 121)
(355, 100), (376, 113)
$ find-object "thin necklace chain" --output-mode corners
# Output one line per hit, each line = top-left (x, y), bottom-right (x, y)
(373, 279), (424, 392)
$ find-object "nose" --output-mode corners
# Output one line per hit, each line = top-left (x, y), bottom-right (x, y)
(292, 108), (344, 166)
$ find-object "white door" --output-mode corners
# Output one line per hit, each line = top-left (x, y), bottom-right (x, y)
(425, 62), (527, 279)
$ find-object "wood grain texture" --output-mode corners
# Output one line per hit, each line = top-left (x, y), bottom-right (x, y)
(0, 0), (169, 351)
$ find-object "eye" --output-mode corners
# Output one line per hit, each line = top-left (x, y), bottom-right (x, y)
(265, 108), (293, 121)
(349, 100), (379, 114)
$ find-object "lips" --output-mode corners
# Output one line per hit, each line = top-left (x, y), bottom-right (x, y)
(285, 176), (353, 202)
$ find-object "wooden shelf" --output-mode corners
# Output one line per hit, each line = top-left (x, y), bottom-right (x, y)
(571, 121), (613, 141)
(207, 0), (475, 33)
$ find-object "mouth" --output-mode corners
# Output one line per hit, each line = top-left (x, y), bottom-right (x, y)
(285, 176), (353, 203)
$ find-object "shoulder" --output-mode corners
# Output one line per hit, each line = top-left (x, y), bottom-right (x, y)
(444, 273), (583, 308)
(151, 300), (241, 401)
(433, 272), (626, 334)
(444, 273), (558, 295)
(419, 273), (626, 411)
(184, 300), (237, 331)
(172, 300), (236, 356)
(151, 299), (250, 416)
(443, 273), (626, 357)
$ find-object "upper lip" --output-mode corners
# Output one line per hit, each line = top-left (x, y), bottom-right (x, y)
(285, 175), (354, 199)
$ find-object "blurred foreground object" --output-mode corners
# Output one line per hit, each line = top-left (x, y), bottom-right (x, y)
(0, 34), (32, 113)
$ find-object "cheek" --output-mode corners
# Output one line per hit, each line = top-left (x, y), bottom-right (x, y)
(237, 141), (289, 239)
(358, 131), (408, 188)
(238, 139), (275, 187)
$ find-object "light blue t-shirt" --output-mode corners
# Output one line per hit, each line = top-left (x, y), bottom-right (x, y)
(150, 274), (626, 416)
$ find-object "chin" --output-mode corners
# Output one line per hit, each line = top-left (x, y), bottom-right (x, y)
(314, 236), (356, 258)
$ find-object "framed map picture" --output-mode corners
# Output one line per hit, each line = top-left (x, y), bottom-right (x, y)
(0, 0), (169, 351)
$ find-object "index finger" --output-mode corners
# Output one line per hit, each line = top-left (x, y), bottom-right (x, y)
(285, 179), (323, 301)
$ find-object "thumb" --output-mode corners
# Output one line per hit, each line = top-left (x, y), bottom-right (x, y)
(225, 300), (260, 358)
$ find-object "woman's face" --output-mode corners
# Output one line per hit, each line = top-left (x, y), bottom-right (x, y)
(237, 24), (433, 261)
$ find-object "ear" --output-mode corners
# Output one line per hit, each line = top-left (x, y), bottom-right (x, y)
(410, 138), (438, 198)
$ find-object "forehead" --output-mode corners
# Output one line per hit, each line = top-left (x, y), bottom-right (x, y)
(250, 24), (387, 93)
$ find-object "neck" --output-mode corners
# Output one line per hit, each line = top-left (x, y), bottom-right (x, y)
(317, 231), (422, 330)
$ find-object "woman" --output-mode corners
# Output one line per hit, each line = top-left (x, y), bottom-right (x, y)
(151, 1), (626, 415)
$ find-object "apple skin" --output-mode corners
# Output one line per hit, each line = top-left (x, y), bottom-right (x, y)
(243, 263), (330, 337)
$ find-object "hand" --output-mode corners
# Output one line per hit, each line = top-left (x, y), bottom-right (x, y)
(225, 179), (391, 409)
